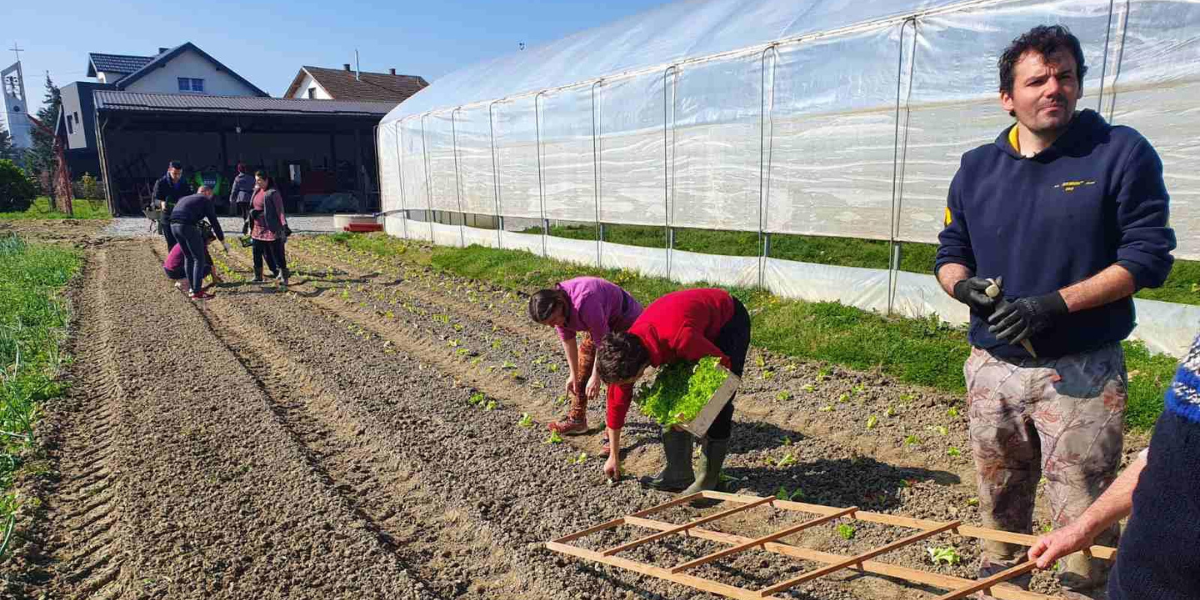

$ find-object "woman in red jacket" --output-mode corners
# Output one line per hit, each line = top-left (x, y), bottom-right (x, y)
(596, 288), (751, 494)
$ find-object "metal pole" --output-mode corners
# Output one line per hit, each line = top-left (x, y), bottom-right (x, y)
(758, 45), (779, 289)
(420, 114), (434, 242)
(451, 107), (467, 248)
(395, 120), (408, 239)
(1097, 0), (1117, 113)
(888, 19), (912, 314)
(488, 100), (504, 248)
(1107, 0), (1132, 122)
(591, 79), (604, 267)
(534, 91), (549, 257)
(663, 65), (678, 278)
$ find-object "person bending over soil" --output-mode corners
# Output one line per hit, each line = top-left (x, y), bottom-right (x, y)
(168, 185), (229, 301)
(528, 277), (642, 437)
(163, 222), (220, 292)
(596, 288), (750, 495)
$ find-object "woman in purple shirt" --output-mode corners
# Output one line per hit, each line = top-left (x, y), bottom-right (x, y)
(528, 276), (642, 435)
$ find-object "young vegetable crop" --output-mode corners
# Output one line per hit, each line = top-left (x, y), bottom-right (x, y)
(635, 357), (729, 427)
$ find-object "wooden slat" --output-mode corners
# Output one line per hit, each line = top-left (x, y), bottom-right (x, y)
(547, 541), (786, 600)
(934, 561), (1038, 600)
(670, 507), (859, 574)
(603, 496), (775, 557)
(756, 520), (962, 597)
(621, 516), (1057, 600)
(702, 491), (1117, 561)
(629, 492), (705, 518)
(551, 517), (625, 544)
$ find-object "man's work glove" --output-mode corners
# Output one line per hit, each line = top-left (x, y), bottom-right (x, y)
(987, 292), (1068, 344)
(953, 276), (999, 314)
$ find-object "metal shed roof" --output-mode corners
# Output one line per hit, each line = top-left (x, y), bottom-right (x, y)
(94, 91), (396, 116)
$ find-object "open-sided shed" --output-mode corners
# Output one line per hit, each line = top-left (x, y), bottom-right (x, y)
(95, 91), (395, 215)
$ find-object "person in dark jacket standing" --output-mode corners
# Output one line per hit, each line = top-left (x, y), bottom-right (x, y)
(595, 288), (750, 495)
(250, 171), (289, 286)
(229, 163), (255, 222)
(151, 160), (194, 250)
(170, 186), (229, 300)
(935, 25), (1175, 599)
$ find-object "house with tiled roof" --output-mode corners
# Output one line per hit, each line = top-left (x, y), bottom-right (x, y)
(284, 65), (427, 104)
(61, 42), (268, 177)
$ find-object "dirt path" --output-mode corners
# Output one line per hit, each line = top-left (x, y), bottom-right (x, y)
(11, 242), (433, 599)
(6, 235), (1145, 599)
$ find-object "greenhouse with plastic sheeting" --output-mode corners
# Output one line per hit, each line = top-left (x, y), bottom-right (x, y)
(377, 0), (1200, 356)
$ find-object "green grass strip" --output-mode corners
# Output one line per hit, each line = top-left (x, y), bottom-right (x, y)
(0, 196), (111, 220)
(0, 233), (82, 549)
(536, 223), (1200, 306)
(322, 233), (1175, 431)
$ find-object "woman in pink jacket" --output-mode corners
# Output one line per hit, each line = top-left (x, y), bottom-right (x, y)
(250, 171), (290, 286)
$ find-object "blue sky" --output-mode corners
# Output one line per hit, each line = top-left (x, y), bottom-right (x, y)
(6, 0), (669, 113)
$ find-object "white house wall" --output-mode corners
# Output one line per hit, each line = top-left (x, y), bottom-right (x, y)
(289, 72), (332, 99)
(123, 50), (258, 96)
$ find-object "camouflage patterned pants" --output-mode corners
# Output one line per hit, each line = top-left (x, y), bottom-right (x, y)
(965, 343), (1126, 596)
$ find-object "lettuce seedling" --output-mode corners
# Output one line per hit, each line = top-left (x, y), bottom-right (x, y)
(635, 357), (729, 427)
(517, 413), (533, 428)
(927, 546), (962, 566)
(837, 524), (856, 540)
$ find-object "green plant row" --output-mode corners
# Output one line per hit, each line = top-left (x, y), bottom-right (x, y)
(321, 233), (1177, 431)
(0, 234), (81, 555)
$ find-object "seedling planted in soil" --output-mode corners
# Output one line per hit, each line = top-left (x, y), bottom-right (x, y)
(517, 413), (533, 428)
(866, 415), (879, 430)
(947, 446), (962, 457)
(545, 431), (564, 444)
(927, 546), (962, 566)
(837, 524), (856, 540)
(776, 390), (791, 401)
(775, 486), (806, 501)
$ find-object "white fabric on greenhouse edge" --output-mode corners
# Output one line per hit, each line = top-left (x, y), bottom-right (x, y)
(376, 225), (1200, 357)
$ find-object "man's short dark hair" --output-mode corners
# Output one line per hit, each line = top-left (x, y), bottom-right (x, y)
(169, 160), (183, 169)
(998, 25), (1088, 97)
(597, 332), (649, 383)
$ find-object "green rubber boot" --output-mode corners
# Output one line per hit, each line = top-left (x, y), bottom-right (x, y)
(640, 428), (695, 492)
(681, 438), (729, 496)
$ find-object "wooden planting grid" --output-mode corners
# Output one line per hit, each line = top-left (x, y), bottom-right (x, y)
(546, 491), (1117, 600)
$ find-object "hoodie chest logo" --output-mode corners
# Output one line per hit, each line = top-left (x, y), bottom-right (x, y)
(1053, 180), (1097, 193)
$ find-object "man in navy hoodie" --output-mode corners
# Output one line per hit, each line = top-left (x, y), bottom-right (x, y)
(151, 160), (194, 251)
(935, 25), (1175, 599)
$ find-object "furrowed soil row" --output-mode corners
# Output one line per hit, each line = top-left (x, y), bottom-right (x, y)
(25, 247), (130, 598)
(283, 236), (982, 474)
(23, 242), (434, 599)
(216, 242), (1062, 598)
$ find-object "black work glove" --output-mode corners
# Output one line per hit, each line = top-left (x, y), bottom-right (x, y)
(952, 277), (998, 314)
(249, 208), (262, 221)
(987, 292), (1069, 344)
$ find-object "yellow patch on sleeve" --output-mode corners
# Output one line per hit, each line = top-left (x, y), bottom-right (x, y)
(944, 207), (953, 227)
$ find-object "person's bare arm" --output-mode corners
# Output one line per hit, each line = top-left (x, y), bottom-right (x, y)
(1058, 264), (1137, 313)
(1028, 454), (1146, 568)
(937, 263), (973, 297)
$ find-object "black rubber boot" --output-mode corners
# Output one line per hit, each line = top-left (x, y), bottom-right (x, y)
(640, 428), (695, 492)
(681, 437), (729, 496)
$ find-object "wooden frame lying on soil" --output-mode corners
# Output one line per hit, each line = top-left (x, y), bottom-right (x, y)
(547, 491), (1116, 600)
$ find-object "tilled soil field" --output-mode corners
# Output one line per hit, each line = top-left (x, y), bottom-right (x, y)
(4, 233), (1147, 599)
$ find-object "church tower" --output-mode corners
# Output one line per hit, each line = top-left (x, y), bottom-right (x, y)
(1, 60), (33, 150)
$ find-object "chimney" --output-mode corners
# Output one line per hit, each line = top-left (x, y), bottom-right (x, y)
(158, 47), (169, 54)
(389, 68), (396, 76)
(343, 63), (351, 72)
